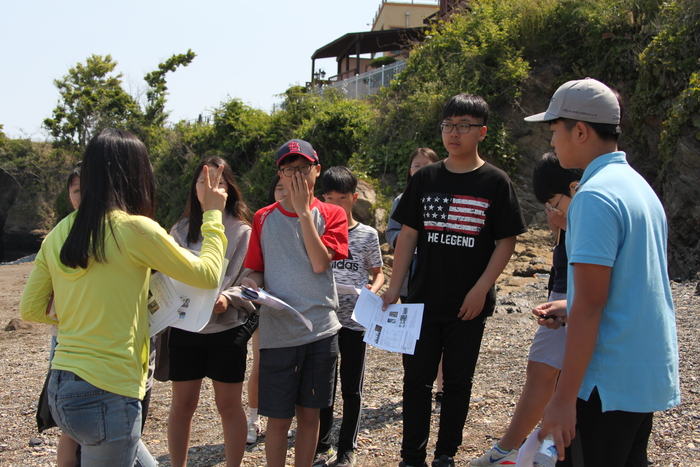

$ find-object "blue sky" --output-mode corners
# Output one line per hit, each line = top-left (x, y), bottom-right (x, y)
(1, 0), (402, 139)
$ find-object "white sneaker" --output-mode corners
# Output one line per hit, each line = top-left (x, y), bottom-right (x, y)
(470, 444), (518, 466)
(247, 419), (261, 444)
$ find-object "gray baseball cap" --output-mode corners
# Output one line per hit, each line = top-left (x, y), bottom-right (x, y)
(524, 78), (620, 124)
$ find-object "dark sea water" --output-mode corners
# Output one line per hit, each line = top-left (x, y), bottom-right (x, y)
(1, 231), (42, 264)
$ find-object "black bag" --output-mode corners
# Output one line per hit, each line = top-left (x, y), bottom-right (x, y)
(233, 310), (259, 348)
(36, 370), (56, 432)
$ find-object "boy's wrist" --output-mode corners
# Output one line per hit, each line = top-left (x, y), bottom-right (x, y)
(296, 205), (313, 219)
(551, 386), (579, 406)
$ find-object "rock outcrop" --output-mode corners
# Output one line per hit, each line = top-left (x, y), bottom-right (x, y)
(505, 66), (700, 279)
(663, 135), (700, 279)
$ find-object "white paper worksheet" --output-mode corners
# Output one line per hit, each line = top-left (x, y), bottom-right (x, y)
(352, 288), (424, 355)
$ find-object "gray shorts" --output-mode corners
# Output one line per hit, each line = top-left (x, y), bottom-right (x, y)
(259, 334), (339, 419)
(528, 291), (567, 370)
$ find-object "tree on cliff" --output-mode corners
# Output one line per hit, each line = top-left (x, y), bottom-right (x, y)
(43, 55), (141, 151)
(43, 51), (196, 151)
(142, 50), (196, 128)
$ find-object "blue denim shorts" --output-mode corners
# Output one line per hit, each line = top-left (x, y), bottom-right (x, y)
(48, 370), (156, 467)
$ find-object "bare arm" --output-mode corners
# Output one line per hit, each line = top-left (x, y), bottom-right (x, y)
(288, 172), (335, 273)
(459, 236), (516, 320)
(367, 266), (385, 294)
(539, 262), (610, 459)
(380, 224), (418, 309)
(298, 209), (335, 273)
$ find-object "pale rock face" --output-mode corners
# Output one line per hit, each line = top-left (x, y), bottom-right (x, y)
(352, 179), (378, 226)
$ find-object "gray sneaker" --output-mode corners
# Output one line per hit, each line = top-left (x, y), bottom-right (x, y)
(312, 447), (337, 467)
(336, 449), (356, 467)
(470, 444), (519, 466)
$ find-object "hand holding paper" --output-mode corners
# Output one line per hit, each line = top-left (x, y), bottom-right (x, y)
(352, 288), (424, 354)
(240, 286), (313, 331)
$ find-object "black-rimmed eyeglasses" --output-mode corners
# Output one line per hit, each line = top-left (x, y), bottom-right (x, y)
(440, 122), (482, 134)
(550, 193), (564, 212)
(280, 163), (317, 177)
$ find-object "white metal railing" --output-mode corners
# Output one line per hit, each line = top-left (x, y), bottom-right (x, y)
(320, 60), (407, 100)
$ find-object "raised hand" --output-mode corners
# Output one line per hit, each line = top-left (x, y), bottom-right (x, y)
(288, 171), (312, 213)
(200, 165), (228, 213)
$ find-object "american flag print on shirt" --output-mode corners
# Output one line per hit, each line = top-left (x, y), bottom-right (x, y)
(422, 193), (490, 235)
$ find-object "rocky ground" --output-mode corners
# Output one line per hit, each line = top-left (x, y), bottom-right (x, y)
(1, 228), (699, 466)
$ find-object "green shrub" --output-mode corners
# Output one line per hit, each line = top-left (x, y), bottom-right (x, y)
(658, 73), (700, 170)
(369, 56), (397, 69)
(357, 0), (534, 179)
(633, 0), (700, 169)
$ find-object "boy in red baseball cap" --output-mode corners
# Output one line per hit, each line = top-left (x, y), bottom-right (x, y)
(242, 139), (349, 467)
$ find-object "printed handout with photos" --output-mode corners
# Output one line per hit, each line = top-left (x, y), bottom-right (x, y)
(148, 258), (229, 337)
(352, 288), (424, 355)
(169, 261), (228, 334)
(148, 272), (184, 337)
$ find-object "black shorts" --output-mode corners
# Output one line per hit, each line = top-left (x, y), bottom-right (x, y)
(259, 334), (339, 419)
(168, 326), (247, 383)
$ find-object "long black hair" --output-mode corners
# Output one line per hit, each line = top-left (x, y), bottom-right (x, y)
(60, 128), (156, 268)
(177, 156), (249, 246)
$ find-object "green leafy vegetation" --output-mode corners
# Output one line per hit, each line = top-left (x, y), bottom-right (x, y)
(43, 55), (141, 151)
(369, 56), (397, 68)
(634, 0), (700, 169)
(361, 0), (533, 180)
(2, 0), (699, 237)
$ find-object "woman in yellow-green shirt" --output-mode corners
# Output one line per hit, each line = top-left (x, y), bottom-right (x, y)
(20, 128), (229, 467)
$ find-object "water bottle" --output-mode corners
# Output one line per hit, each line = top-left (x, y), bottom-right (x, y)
(533, 434), (558, 467)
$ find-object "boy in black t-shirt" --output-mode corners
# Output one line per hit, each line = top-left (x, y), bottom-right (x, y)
(382, 94), (527, 467)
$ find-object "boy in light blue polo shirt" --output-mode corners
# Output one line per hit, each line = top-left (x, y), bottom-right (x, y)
(524, 78), (680, 466)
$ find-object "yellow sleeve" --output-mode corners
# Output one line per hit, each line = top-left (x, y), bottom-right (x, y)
(126, 210), (228, 289)
(19, 247), (56, 325)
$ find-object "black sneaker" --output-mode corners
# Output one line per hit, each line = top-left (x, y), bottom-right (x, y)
(336, 449), (356, 467)
(431, 454), (455, 467)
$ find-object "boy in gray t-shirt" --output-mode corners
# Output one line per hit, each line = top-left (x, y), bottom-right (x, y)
(313, 167), (384, 467)
(243, 139), (348, 467)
